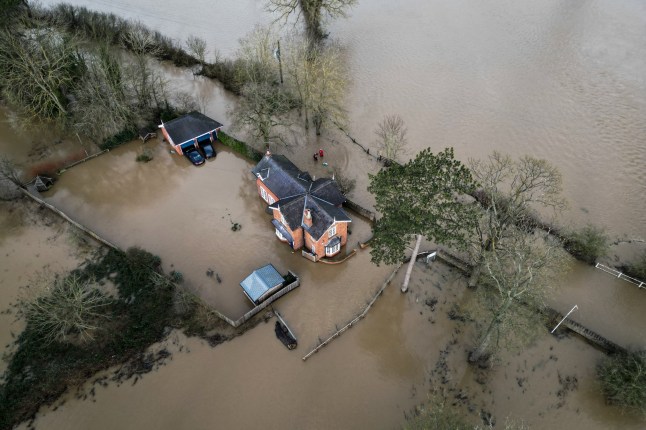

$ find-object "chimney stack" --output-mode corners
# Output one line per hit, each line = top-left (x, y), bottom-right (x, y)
(303, 208), (313, 227)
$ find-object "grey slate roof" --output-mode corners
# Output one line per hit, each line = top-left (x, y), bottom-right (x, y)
(239, 264), (284, 304)
(251, 154), (312, 199)
(161, 111), (223, 146)
(255, 153), (352, 240)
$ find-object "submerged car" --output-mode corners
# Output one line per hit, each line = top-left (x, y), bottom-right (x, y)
(199, 141), (216, 159)
(184, 148), (205, 166)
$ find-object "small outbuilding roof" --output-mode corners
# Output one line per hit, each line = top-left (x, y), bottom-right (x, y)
(160, 111), (223, 146)
(239, 264), (285, 304)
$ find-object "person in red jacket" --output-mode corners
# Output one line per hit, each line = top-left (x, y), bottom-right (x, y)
(318, 148), (324, 157)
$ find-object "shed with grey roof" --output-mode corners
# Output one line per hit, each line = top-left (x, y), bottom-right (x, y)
(239, 264), (286, 305)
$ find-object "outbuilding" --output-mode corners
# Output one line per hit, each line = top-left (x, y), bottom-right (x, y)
(159, 111), (223, 155)
(239, 264), (286, 305)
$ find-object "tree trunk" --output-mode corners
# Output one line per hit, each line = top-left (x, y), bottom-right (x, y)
(401, 234), (422, 293)
(469, 299), (512, 363)
(468, 261), (482, 289)
(468, 330), (491, 364)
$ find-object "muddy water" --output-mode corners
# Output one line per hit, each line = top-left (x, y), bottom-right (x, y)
(41, 138), (379, 321)
(6, 0), (646, 427)
(0, 201), (90, 374)
(39, 0), (646, 239)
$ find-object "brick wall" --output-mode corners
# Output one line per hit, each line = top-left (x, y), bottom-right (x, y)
(305, 221), (350, 258)
(256, 178), (279, 204)
(272, 208), (304, 250)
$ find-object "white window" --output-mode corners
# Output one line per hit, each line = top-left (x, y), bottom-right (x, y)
(260, 186), (268, 202)
(326, 242), (341, 256)
(280, 212), (286, 225)
(311, 244), (316, 255)
(268, 195), (275, 204)
(275, 229), (286, 241)
(327, 225), (336, 237)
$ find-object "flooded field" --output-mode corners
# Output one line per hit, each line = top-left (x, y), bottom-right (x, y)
(0, 200), (93, 374)
(41, 138), (379, 323)
(2, 0), (646, 428)
(39, 0), (646, 239)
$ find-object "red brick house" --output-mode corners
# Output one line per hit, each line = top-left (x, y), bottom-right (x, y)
(159, 111), (223, 155)
(251, 152), (351, 261)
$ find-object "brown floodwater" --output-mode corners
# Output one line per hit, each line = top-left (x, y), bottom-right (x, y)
(0, 201), (89, 374)
(5, 0), (646, 427)
(40, 0), (646, 239)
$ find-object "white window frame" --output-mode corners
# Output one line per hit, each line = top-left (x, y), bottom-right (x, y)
(275, 228), (286, 241)
(280, 212), (286, 225)
(327, 224), (336, 237)
(268, 195), (275, 204)
(260, 186), (268, 202)
(326, 242), (341, 256)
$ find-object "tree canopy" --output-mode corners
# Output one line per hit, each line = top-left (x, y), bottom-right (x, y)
(268, 0), (357, 41)
(368, 147), (479, 265)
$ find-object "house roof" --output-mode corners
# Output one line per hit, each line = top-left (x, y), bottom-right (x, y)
(239, 264), (284, 304)
(270, 194), (352, 241)
(252, 154), (313, 199)
(160, 111), (223, 146)
(255, 153), (351, 241)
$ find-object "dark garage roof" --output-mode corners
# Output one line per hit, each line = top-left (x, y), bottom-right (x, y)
(161, 111), (223, 146)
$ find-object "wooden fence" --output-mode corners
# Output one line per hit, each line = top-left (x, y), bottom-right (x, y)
(18, 189), (300, 329)
(302, 262), (403, 361)
(595, 263), (645, 289)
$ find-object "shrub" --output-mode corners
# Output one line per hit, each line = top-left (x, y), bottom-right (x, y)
(624, 252), (646, 281)
(597, 351), (646, 416)
(564, 224), (609, 264)
(333, 172), (356, 195)
(170, 270), (184, 283)
(100, 128), (137, 150)
(19, 275), (112, 344)
(218, 131), (263, 162)
(136, 148), (153, 163)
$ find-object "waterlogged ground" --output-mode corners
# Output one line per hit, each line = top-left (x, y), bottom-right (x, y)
(3, 0), (646, 425)
(8, 255), (644, 430)
(0, 200), (95, 375)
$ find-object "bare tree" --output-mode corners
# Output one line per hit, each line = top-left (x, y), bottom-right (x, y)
(375, 114), (408, 163)
(467, 152), (567, 287)
(267, 0), (357, 41)
(284, 35), (348, 135)
(0, 28), (83, 124)
(121, 24), (169, 113)
(0, 156), (23, 200)
(0, 156), (23, 188)
(19, 275), (113, 344)
(229, 81), (293, 146)
(235, 25), (281, 86)
(186, 34), (207, 76)
(71, 45), (133, 142)
(468, 230), (567, 363)
(186, 35), (207, 65)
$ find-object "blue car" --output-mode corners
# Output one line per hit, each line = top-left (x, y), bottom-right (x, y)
(199, 141), (216, 159)
(184, 148), (205, 166)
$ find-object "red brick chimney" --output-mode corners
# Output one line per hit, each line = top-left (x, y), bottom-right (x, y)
(303, 208), (313, 227)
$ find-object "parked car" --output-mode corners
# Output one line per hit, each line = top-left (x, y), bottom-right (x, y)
(184, 148), (205, 166)
(198, 140), (216, 159)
